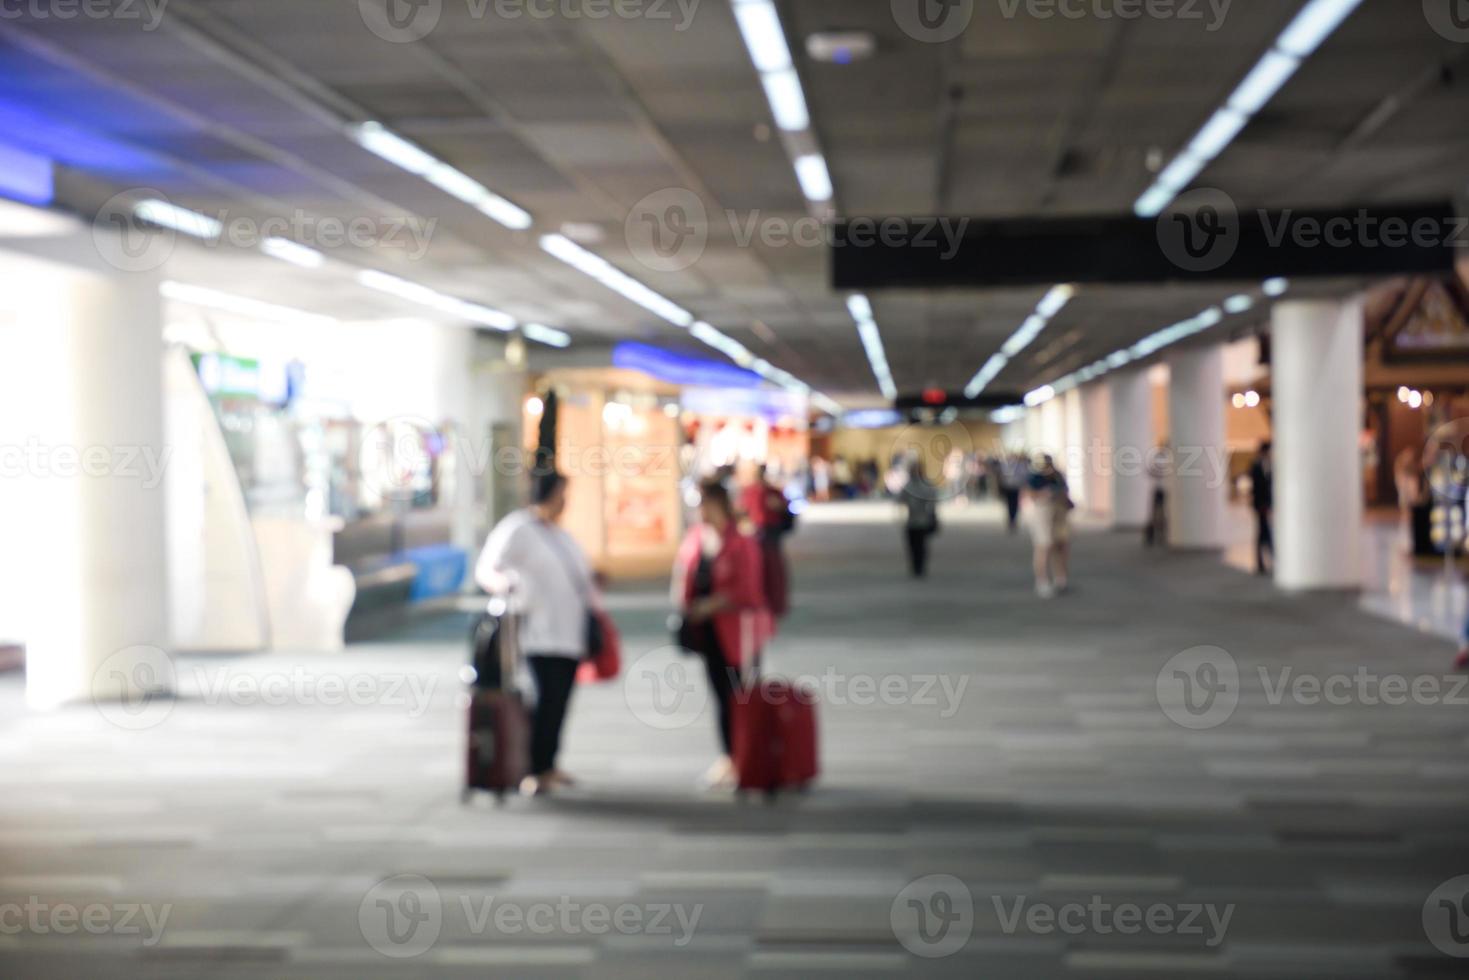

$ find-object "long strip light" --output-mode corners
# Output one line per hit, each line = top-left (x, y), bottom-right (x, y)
(732, 0), (833, 208)
(845, 294), (896, 401)
(539, 233), (694, 327)
(134, 198), (221, 240)
(161, 280), (337, 327)
(350, 121), (532, 231)
(522, 323), (571, 348)
(1133, 0), (1366, 217)
(964, 284), (1076, 398)
(1024, 278), (1290, 406)
(261, 237), (325, 269)
(356, 268), (515, 330)
(539, 227), (838, 409)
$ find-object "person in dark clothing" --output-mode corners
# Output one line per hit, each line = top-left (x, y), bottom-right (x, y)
(900, 462), (939, 578)
(1249, 441), (1274, 576)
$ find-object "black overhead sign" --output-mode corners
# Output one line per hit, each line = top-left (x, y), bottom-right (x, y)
(831, 198), (1464, 291)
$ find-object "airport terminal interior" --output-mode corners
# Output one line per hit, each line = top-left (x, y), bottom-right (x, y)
(2, 0), (1469, 976)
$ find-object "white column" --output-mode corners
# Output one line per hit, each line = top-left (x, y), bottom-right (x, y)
(1038, 396), (1066, 459)
(1023, 405), (1043, 453)
(1272, 297), (1364, 589)
(1062, 387), (1087, 509)
(1081, 382), (1112, 519)
(1109, 369), (1152, 528)
(0, 241), (170, 708)
(1166, 344), (1227, 549)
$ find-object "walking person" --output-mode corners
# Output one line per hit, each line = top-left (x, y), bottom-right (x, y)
(1026, 454), (1073, 598)
(673, 480), (769, 789)
(1249, 440), (1274, 576)
(474, 471), (596, 797)
(900, 460), (940, 578)
(998, 452), (1028, 534)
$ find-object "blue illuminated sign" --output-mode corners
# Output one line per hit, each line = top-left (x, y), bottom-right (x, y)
(612, 342), (762, 389)
(0, 141), (54, 206)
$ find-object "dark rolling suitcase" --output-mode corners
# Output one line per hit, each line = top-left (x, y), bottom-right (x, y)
(463, 597), (530, 804)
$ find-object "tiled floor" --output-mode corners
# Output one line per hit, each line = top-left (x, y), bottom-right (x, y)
(2, 502), (1468, 977)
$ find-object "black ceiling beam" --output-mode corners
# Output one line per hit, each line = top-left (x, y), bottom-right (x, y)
(831, 202), (1462, 291)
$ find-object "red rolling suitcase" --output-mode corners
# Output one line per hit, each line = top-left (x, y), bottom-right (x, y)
(731, 624), (819, 798)
(463, 598), (530, 804)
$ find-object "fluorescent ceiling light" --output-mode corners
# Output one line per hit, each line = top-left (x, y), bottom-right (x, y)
(539, 233), (694, 327)
(793, 154), (833, 202)
(261, 237), (325, 269)
(732, 0), (792, 72)
(1035, 284), (1076, 319)
(351, 121), (532, 231)
(1276, 0), (1366, 58)
(134, 198), (221, 240)
(761, 70), (811, 131)
(1133, 0), (1363, 216)
(1188, 109), (1250, 162)
(523, 323), (571, 348)
(1263, 277), (1289, 297)
(1025, 386), (1055, 408)
(846, 294), (897, 401)
(1228, 50), (1302, 115)
(969, 284), (1076, 397)
(355, 268), (515, 330)
(161, 280), (336, 327)
(1223, 294), (1254, 314)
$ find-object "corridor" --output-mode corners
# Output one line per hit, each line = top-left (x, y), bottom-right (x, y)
(1, 505), (1466, 978)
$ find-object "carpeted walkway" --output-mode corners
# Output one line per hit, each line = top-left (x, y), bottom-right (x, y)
(1, 502), (1466, 977)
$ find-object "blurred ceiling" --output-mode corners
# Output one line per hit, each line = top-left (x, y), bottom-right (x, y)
(1, 0), (1466, 403)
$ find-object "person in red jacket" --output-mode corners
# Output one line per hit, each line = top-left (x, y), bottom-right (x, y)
(737, 463), (791, 619)
(673, 479), (771, 788)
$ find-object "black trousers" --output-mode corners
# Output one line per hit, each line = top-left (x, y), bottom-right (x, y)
(527, 655), (579, 775)
(905, 528), (931, 578)
(1003, 488), (1021, 531)
(695, 631), (740, 755)
(1255, 509), (1274, 573)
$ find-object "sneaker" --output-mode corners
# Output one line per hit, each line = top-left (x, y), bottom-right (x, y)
(1036, 582), (1056, 599)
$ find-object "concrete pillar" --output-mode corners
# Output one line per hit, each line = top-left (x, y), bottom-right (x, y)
(1062, 387), (1087, 509)
(1109, 369), (1152, 528)
(1272, 297), (1364, 589)
(1038, 396), (1066, 459)
(1166, 344), (1227, 549)
(0, 241), (170, 708)
(1081, 382), (1112, 519)
(1023, 405), (1043, 453)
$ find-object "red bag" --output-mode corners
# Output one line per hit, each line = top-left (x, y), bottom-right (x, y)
(732, 678), (819, 795)
(576, 608), (621, 684)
